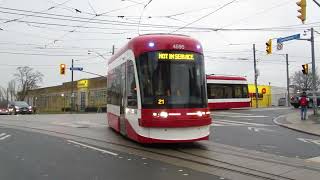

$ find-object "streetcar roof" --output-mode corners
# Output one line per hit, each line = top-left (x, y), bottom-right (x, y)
(206, 75), (247, 81)
(108, 34), (203, 65)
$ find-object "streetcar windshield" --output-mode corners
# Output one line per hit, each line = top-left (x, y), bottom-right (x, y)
(136, 51), (207, 108)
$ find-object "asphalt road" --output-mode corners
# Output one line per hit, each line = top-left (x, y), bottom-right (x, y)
(1, 107), (320, 179)
(0, 127), (224, 180)
(211, 107), (320, 159)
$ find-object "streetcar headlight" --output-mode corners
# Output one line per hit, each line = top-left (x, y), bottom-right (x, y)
(159, 111), (168, 118)
(196, 44), (201, 49)
(196, 111), (203, 117)
(148, 42), (155, 47)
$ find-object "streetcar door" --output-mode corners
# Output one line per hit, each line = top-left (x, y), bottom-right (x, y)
(119, 62), (127, 135)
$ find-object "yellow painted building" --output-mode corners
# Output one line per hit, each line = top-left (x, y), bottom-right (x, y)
(248, 84), (272, 108)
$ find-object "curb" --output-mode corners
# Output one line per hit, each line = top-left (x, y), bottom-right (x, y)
(273, 115), (320, 137)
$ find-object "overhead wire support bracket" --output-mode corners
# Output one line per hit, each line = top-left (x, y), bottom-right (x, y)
(312, 0), (320, 7)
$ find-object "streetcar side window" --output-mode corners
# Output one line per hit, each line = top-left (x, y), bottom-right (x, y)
(127, 61), (137, 108)
(107, 67), (121, 106)
(243, 85), (249, 98)
(234, 85), (243, 98)
(207, 84), (249, 99)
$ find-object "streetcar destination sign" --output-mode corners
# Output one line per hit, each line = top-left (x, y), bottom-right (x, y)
(157, 53), (194, 61)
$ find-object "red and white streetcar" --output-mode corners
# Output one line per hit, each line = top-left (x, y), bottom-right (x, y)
(206, 75), (250, 110)
(107, 34), (212, 143)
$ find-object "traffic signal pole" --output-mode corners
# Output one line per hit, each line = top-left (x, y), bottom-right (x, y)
(286, 54), (290, 107)
(71, 59), (74, 113)
(253, 44), (259, 108)
(298, 28), (317, 115)
(311, 28), (317, 115)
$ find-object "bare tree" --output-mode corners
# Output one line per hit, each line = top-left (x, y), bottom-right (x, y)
(291, 70), (320, 92)
(0, 87), (9, 108)
(7, 80), (17, 101)
(0, 86), (6, 101)
(14, 66), (44, 101)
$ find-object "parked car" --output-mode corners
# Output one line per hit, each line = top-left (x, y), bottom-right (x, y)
(8, 101), (33, 115)
(290, 92), (320, 108)
(0, 108), (9, 115)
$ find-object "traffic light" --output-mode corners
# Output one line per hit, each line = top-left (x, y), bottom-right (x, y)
(302, 64), (308, 75)
(60, 64), (66, 75)
(296, 0), (306, 24)
(266, 39), (272, 55)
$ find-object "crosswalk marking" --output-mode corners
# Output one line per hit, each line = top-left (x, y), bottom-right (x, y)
(211, 119), (273, 127)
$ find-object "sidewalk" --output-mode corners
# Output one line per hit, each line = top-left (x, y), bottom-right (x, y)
(274, 109), (320, 136)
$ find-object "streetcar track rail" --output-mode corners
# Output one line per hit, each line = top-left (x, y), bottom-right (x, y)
(0, 122), (317, 180)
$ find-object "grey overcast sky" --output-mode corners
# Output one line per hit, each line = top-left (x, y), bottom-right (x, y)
(0, 0), (319, 89)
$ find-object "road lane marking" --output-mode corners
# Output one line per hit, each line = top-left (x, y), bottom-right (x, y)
(213, 112), (254, 116)
(212, 119), (274, 127)
(214, 115), (269, 118)
(52, 121), (107, 128)
(306, 156), (320, 163)
(247, 107), (291, 111)
(67, 140), (118, 156)
(0, 134), (11, 140)
(212, 121), (243, 126)
(297, 138), (320, 145)
(247, 127), (274, 132)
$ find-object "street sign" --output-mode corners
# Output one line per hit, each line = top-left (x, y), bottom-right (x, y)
(277, 43), (283, 50)
(277, 34), (300, 43)
(70, 67), (83, 71)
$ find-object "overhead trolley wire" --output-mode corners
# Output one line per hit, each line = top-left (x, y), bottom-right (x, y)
(170, 0), (239, 33)
(0, 0), (71, 25)
(0, 6), (318, 32)
(219, 0), (292, 29)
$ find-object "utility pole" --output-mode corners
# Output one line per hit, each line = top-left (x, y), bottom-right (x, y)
(112, 45), (115, 55)
(286, 54), (290, 107)
(253, 44), (259, 108)
(6, 88), (9, 105)
(71, 59), (74, 113)
(311, 28), (317, 115)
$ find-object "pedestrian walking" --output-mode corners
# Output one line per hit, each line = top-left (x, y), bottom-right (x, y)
(299, 91), (309, 120)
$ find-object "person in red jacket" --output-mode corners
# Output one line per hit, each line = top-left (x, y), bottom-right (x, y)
(299, 92), (309, 120)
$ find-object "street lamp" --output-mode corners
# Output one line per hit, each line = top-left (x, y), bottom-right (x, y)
(61, 93), (65, 112)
